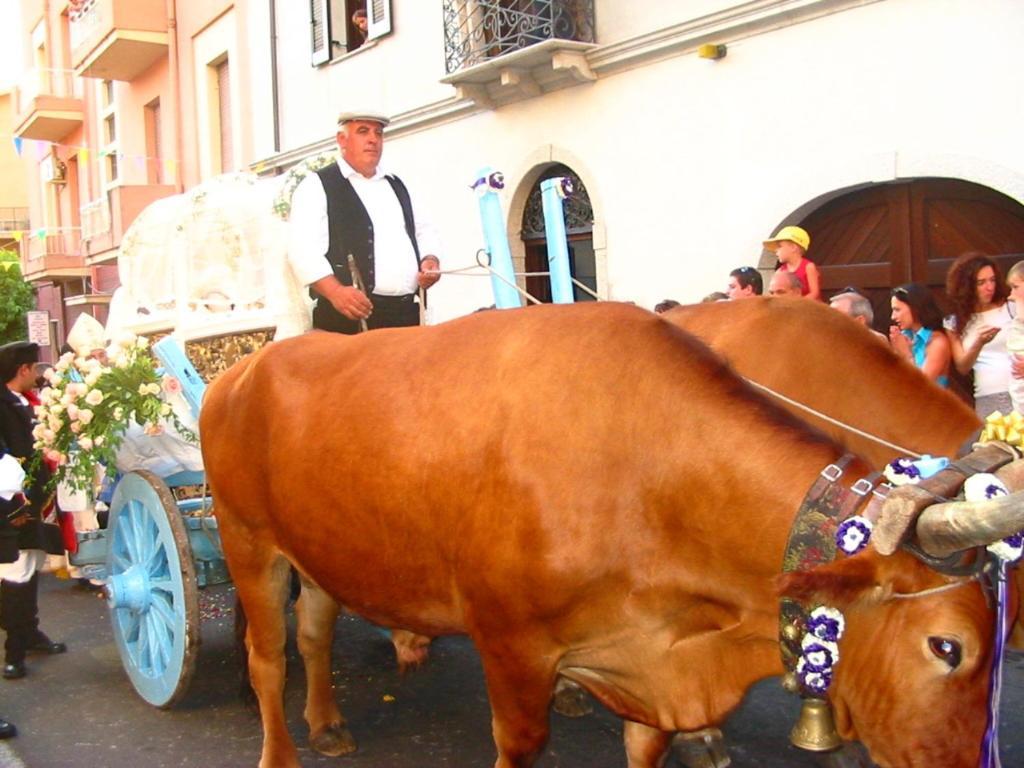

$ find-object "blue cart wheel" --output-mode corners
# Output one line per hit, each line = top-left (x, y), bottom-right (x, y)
(105, 470), (200, 708)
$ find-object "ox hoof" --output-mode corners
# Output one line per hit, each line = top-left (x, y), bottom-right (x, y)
(552, 679), (594, 718)
(310, 723), (357, 757)
(671, 728), (731, 768)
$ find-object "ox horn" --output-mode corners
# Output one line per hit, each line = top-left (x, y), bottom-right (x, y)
(914, 490), (1024, 559)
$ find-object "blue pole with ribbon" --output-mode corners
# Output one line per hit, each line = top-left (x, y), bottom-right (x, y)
(540, 177), (574, 304)
(473, 167), (521, 309)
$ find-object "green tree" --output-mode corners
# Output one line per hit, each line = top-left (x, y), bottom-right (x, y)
(0, 250), (35, 345)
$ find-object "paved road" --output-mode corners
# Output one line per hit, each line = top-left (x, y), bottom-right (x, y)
(0, 576), (1022, 767)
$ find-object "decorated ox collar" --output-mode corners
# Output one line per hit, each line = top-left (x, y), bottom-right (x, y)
(778, 454), (879, 699)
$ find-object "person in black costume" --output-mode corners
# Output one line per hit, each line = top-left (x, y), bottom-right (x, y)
(0, 342), (67, 684)
(287, 110), (443, 335)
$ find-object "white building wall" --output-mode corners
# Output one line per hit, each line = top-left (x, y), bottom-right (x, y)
(268, 0), (1024, 321)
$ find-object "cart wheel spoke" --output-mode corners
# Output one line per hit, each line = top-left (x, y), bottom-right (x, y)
(150, 593), (177, 632)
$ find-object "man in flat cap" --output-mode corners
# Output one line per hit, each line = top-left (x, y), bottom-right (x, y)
(0, 341), (67, 682)
(287, 111), (443, 334)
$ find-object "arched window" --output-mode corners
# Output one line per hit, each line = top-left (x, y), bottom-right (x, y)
(520, 164), (595, 302)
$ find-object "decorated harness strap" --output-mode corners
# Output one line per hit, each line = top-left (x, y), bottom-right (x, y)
(778, 454), (879, 696)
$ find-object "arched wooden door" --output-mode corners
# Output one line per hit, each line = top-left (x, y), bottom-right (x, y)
(801, 179), (1024, 331)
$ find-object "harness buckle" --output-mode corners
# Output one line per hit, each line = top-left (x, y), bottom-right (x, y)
(850, 478), (875, 497)
(871, 482), (893, 501)
(820, 464), (843, 483)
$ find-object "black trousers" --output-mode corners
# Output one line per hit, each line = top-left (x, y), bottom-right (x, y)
(313, 293), (420, 335)
(0, 574), (40, 664)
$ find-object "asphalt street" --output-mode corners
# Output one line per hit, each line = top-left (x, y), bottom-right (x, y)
(0, 576), (1020, 768)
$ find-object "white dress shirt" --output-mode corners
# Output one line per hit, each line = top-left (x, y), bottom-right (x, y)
(287, 157), (442, 296)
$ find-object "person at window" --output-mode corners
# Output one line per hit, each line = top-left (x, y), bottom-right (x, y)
(352, 8), (368, 42)
(288, 111), (443, 334)
(0, 342), (67, 681)
(725, 266), (762, 299)
(763, 225), (821, 301)
(768, 270), (802, 298)
(945, 252), (1014, 418)
(889, 284), (951, 387)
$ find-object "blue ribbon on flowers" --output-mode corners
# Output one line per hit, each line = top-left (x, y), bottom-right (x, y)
(980, 559), (1011, 768)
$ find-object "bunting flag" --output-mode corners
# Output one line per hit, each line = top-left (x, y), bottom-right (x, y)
(12, 137), (22, 156)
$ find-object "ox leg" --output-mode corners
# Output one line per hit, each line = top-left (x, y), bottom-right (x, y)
(623, 720), (671, 768)
(295, 578), (356, 756)
(230, 547), (300, 768)
(480, 648), (556, 768)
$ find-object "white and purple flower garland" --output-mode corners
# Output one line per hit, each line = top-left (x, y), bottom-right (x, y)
(471, 171), (505, 197)
(964, 474), (1024, 563)
(796, 606), (845, 694)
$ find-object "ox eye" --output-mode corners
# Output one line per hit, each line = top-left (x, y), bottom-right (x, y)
(928, 636), (962, 669)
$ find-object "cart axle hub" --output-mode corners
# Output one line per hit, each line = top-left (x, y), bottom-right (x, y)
(107, 565), (151, 612)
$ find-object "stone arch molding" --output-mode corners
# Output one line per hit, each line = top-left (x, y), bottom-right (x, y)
(505, 145), (607, 299)
(755, 151), (1024, 270)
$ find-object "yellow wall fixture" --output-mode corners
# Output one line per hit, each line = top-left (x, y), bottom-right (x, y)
(698, 44), (727, 60)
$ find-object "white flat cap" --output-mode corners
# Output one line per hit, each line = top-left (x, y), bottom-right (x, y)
(336, 111), (390, 127)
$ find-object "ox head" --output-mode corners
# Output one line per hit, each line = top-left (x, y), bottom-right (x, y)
(779, 550), (1001, 768)
(779, 463), (1024, 768)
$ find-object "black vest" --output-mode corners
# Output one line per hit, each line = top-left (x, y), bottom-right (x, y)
(312, 164), (421, 332)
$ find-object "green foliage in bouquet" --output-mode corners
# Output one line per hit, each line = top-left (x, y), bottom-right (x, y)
(31, 335), (197, 493)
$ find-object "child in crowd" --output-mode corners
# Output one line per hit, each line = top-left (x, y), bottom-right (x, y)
(763, 225), (821, 301)
(1005, 261), (1024, 413)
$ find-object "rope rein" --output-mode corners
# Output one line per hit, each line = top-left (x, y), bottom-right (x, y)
(890, 575), (980, 601)
(427, 263), (923, 459)
(744, 380), (924, 459)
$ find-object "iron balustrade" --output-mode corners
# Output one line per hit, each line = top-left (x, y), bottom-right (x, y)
(443, 0), (595, 74)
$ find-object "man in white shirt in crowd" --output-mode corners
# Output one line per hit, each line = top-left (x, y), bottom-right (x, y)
(287, 111), (442, 334)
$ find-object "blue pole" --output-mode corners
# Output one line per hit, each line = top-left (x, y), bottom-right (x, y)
(473, 167), (521, 309)
(540, 177), (574, 304)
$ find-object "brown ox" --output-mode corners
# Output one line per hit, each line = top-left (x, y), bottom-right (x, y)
(664, 299), (1024, 650)
(201, 303), (1014, 768)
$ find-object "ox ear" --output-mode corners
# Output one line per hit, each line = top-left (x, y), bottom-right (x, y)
(776, 555), (888, 609)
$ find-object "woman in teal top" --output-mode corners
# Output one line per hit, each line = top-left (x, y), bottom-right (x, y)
(889, 283), (952, 387)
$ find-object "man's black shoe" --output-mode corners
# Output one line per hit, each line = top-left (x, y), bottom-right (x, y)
(2, 662), (25, 680)
(0, 718), (16, 738)
(27, 635), (66, 655)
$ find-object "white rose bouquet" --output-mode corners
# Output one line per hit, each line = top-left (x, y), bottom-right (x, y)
(31, 334), (197, 493)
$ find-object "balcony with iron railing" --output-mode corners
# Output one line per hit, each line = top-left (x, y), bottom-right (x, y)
(441, 1), (596, 108)
(21, 229), (89, 281)
(13, 68), (85, 142)
(71, 0), (169, 80)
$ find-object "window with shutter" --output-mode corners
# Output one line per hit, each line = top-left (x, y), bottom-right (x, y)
(310, 0), (332, 65)
(367, 0), (391, 40)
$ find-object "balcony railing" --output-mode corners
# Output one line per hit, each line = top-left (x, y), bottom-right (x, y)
(15, 68), (82, 113)
(26, 230), (82, 261)
(81, 197), (112, 241)
(0, 208), (30, 234)
(443, 0), (595, 74)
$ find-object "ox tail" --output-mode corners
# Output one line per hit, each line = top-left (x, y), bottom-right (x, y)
(234, 594), (258, 711)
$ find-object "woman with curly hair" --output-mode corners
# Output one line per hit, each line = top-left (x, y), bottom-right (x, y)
(945, 252), (1014, 417)
(889, 283), (952, 386)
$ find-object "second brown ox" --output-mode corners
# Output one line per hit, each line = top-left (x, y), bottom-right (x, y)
(201, 303), (1020, 768)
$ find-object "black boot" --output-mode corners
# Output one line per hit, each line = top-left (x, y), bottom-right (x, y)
(0, 579), (31, 679)
(0, 717), (16, 738)
(20, 574), (65, 656)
